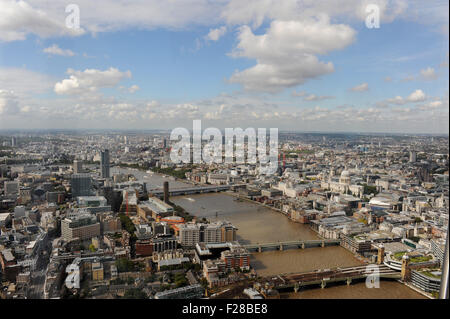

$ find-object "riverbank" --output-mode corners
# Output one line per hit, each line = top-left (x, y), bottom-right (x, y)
(402, 281), (435, 299)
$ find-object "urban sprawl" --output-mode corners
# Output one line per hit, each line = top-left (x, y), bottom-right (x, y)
(0, 132), (448, 299)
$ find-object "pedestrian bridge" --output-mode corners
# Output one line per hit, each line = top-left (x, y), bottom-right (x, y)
(242, 239), (341, 253)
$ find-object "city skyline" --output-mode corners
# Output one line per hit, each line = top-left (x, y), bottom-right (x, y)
(0, 0), (449, 133)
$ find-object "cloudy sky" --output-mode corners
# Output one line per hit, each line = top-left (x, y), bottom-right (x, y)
(0, 0), (448, 133)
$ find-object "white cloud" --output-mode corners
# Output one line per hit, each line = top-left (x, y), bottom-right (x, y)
(229, 16), (356, 92)
(0, 90), (19, 115)
(350, 82), (369, 92)
(385, 96), (406, 105)
(205, 26), (227, 41)
(1, 0), (446, 42)
(0, 67), (54, 96)
(128, 85), (140, 93)
(221, 0), (410, 29)
(417, 100), (443, 111)
(54, 67), (132, 95)
(303, 94), (334, 101)
(0, 0), (85, 42)
(377, 89), (427, 107)
(420, 67), (438, 80)
(407, 89), (426, 102)
(17, 0), (222, 36)
(291, 90), (334, 101)
(43, 44), (75, 56)
(291, 90), (306, 97)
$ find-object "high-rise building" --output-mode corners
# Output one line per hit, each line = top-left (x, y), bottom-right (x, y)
(73, 160), (83, 174)
(409, 150), (417, 163)
(71, 173), (92, 198)
(11, 137), (17, 147)
(100, 149), (110, 178)
(163, 181), (169, 203)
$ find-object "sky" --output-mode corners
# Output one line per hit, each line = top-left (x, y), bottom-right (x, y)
(0, 0), (449, 133)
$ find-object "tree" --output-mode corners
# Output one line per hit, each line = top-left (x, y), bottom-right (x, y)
(123, 288), (147, 299)
(115, 258), (135, 273)
(362, 184), (378, 195)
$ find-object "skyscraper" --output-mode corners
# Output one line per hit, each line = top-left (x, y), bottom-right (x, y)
(73, 160), (83, 174)
(409, 150), (417, 163)
(100, 149), (110, 178)
(163, 181), (169, 203)
(71, 173), (92, 198)
(11, 137), (17, 147)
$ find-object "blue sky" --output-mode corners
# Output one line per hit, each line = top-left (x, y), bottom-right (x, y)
(0, 0), (448, 133)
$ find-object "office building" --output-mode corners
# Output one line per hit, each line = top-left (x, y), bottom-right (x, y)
(138, 197), (174, 220)
(100, 149), (110, 178)
(135, 234), (177, 257)
(73, 160), (83, 174)
(71, 173), (92, 198)
(178, 221), (237, 247)
(61, 213), (100, 241)
(409, 151), (417, 163)
(164, 181), (169, 203)
(410, 269), (441, 293)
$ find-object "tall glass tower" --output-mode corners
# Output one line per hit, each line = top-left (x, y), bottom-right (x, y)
(101, 149), (110, 178)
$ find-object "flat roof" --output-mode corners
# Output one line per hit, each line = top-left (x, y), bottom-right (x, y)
(1, 249), (15, 262)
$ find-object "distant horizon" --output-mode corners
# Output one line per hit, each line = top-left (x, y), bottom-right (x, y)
(0, 128), (448, 137)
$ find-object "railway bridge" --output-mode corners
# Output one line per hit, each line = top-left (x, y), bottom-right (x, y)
(259, 264), (401, 291)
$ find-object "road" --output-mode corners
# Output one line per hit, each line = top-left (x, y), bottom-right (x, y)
(27, 238), (53, 299)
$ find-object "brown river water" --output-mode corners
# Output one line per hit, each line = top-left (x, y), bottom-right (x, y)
(171, 193), (425, 299)
(110, 169), (425, 299)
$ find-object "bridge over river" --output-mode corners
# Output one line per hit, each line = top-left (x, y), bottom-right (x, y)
(243, 239), (341, 252)
(148, 185), (231, 197)
(259, 264), (401, 291)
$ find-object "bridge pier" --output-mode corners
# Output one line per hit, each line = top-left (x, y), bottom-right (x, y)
(294, 283), (300, 293)
(321, 280), (326, 289)
(279, 244), (283, 251)
(301, 243), (305, 249)
(258, 246), (262, 253)
(346, 278), (352, 286)
(321, 241), (325, 248)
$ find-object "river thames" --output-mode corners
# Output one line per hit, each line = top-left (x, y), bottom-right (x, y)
(172, 193), (425, 299)
(112, 167), (425, 299)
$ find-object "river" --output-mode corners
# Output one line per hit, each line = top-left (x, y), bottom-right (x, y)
(171, 193), (425, 298)
(112, 168), (425, 299)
